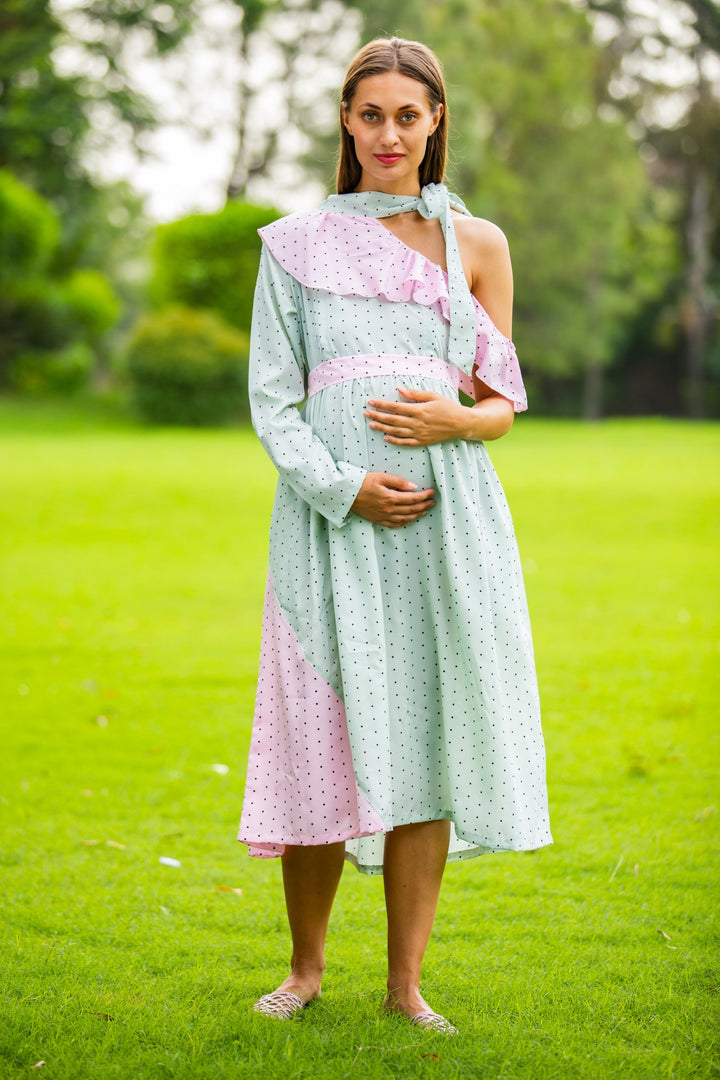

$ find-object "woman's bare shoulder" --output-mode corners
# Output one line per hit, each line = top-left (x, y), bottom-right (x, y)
(452, 213), (512, 299)
(453, 212), (510, 258)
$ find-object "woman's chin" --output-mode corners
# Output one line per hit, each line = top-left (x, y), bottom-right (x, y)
(357, 163), (421, 194)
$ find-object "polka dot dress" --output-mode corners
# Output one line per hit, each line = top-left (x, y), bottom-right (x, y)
(238, 186), (552, 875)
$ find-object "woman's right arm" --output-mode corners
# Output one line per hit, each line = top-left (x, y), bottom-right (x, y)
(250, 246), (433, 529)
(249, 246), (367, 529)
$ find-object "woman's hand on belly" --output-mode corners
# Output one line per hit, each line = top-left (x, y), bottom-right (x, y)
(351, 472), (435, 528)
(364, 387), (469, 446)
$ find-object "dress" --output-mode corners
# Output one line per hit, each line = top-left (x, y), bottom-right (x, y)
(237, 183), (552, 875)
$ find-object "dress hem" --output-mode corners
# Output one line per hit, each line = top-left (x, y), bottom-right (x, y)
(238, 813), (553, 875)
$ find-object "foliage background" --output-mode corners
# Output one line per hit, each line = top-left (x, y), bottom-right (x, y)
(1, 0), (718, 418)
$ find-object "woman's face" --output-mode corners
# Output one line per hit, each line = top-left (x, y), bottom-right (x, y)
(342, 71), (443, 195)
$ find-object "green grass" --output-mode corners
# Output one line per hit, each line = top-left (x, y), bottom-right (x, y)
(1, 398), (718, 1079)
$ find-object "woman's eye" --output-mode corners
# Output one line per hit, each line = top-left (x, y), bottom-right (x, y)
(401, 113), (417, 122)
(362, 111), (378, 121)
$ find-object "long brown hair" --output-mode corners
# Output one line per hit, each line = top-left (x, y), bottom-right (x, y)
(336, 37), (448, 194)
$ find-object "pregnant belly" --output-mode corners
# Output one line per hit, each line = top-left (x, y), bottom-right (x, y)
(303, 373), (458, 491)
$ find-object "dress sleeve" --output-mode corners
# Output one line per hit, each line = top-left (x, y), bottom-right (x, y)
(249, 244), (366, 529)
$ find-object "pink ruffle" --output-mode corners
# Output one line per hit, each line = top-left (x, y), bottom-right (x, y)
(259, 211), (528, 412)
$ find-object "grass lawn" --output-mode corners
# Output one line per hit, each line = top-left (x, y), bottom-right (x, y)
(1, 398), (718, 1079)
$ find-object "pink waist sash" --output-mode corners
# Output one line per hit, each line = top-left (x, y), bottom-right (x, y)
(306, 354), (461, 398)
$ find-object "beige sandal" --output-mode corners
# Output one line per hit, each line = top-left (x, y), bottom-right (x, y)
(410, 1010), (459, 1035)
(253, 990), (306, 1019)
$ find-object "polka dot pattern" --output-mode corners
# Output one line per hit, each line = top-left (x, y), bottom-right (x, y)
(240, 572), (385, 857)
(259, 202), (528, 409)
(237, 197), (552, 875)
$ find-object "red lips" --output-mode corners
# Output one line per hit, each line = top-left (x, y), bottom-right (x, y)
(375, 154), (403, 164)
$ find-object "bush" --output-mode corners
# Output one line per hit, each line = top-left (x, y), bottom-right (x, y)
(0, 279), (77, 363)
(123, 306), (250, 426)
(60, 269), (122, 339)
(0, 272), (121, 387)
(0, 172), (122, 389)
(151, 201), (280, 335)
(0, 168), (59, 281)
(8, 343), (95, 394)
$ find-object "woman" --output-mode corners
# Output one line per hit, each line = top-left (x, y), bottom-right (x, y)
(238, 36), (552, 1034)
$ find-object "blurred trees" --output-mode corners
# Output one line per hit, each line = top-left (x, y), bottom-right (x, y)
(1, 0), (717, 418)
(0, 0), (90, 207)
(579, 0), (720, 414)
(123, 306), (249, 424)
(0, 0), (199, 386)
(355, 0), (686, 417)
(220, 0), (358, 204)
(0, 0), (193, 240)
(1, 0), (196, 199)
(151, 201), (280, 331)
(0, 169), (120, 391)
(122, 200), (278, 424)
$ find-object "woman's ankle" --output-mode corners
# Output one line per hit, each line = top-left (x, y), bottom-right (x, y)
(289, 954), (326, 979)
(384, 980), (428, 1015)
(275, 969), (323, 1002)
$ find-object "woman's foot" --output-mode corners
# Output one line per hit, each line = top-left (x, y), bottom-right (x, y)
(273, 972), (323, 1004)
(253, 971), (322, 1019)
(383, 985), (432, 1019)
(253, 990), (306, 1019)
(383, 986), (458, 1035)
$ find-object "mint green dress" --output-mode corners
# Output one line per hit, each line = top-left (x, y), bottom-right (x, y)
(238, 184), (552, 874)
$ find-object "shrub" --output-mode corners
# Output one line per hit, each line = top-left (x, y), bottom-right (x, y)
(0, 279), (76, 363)
(0, 168), (59, 281)
(0, 172), (122, 388)
(8, 343), (95, 394)
(60, 269), (122, 339)
(151, 201), (280, 335)
(0, 273), (121, 388)
(123, 306), (249, 426)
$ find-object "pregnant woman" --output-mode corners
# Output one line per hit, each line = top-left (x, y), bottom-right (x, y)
(238, 35), (552, 1034)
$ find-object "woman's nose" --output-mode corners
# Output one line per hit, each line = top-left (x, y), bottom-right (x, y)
(379, 120), (400, 146)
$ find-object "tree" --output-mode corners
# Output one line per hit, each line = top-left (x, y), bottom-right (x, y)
(371, 0), (675, 416)
(223, 0), (360, 204)
(151, 200), (281, 333)
(0, 0), (197, 203)
(0, 169), (121, 390)
(579, 0), (720, 416)
(0, 0), (201, 296)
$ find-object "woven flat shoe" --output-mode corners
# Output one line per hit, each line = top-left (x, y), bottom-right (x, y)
(253, 990), (306, 1019)
(410, 1010), (458, 1035)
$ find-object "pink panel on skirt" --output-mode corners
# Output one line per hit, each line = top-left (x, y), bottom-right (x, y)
(238, 572), (386, 858)
(306, 353), (462, 398)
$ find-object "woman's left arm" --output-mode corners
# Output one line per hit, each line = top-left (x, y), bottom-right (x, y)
(364, 219), (516, 446)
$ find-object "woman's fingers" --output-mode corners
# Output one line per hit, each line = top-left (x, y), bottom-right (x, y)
(396, 386), (440, 401)
(386, 486), (435, 503)
(380, 480), (435, 526)
(367, 389), (441, 409)
(367, 417), (416, 435)
(365, 405), (414, 422)
(351, 472), (435, 527)
(374, 472), (417, 489)
(364, 394), (466, 446)
(375, 473), (433, 497)
(383, 506), (433, 526)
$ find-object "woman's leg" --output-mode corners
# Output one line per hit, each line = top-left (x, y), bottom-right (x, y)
(269, 841), (346, 1002)
(383, 819), (451, 1016)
